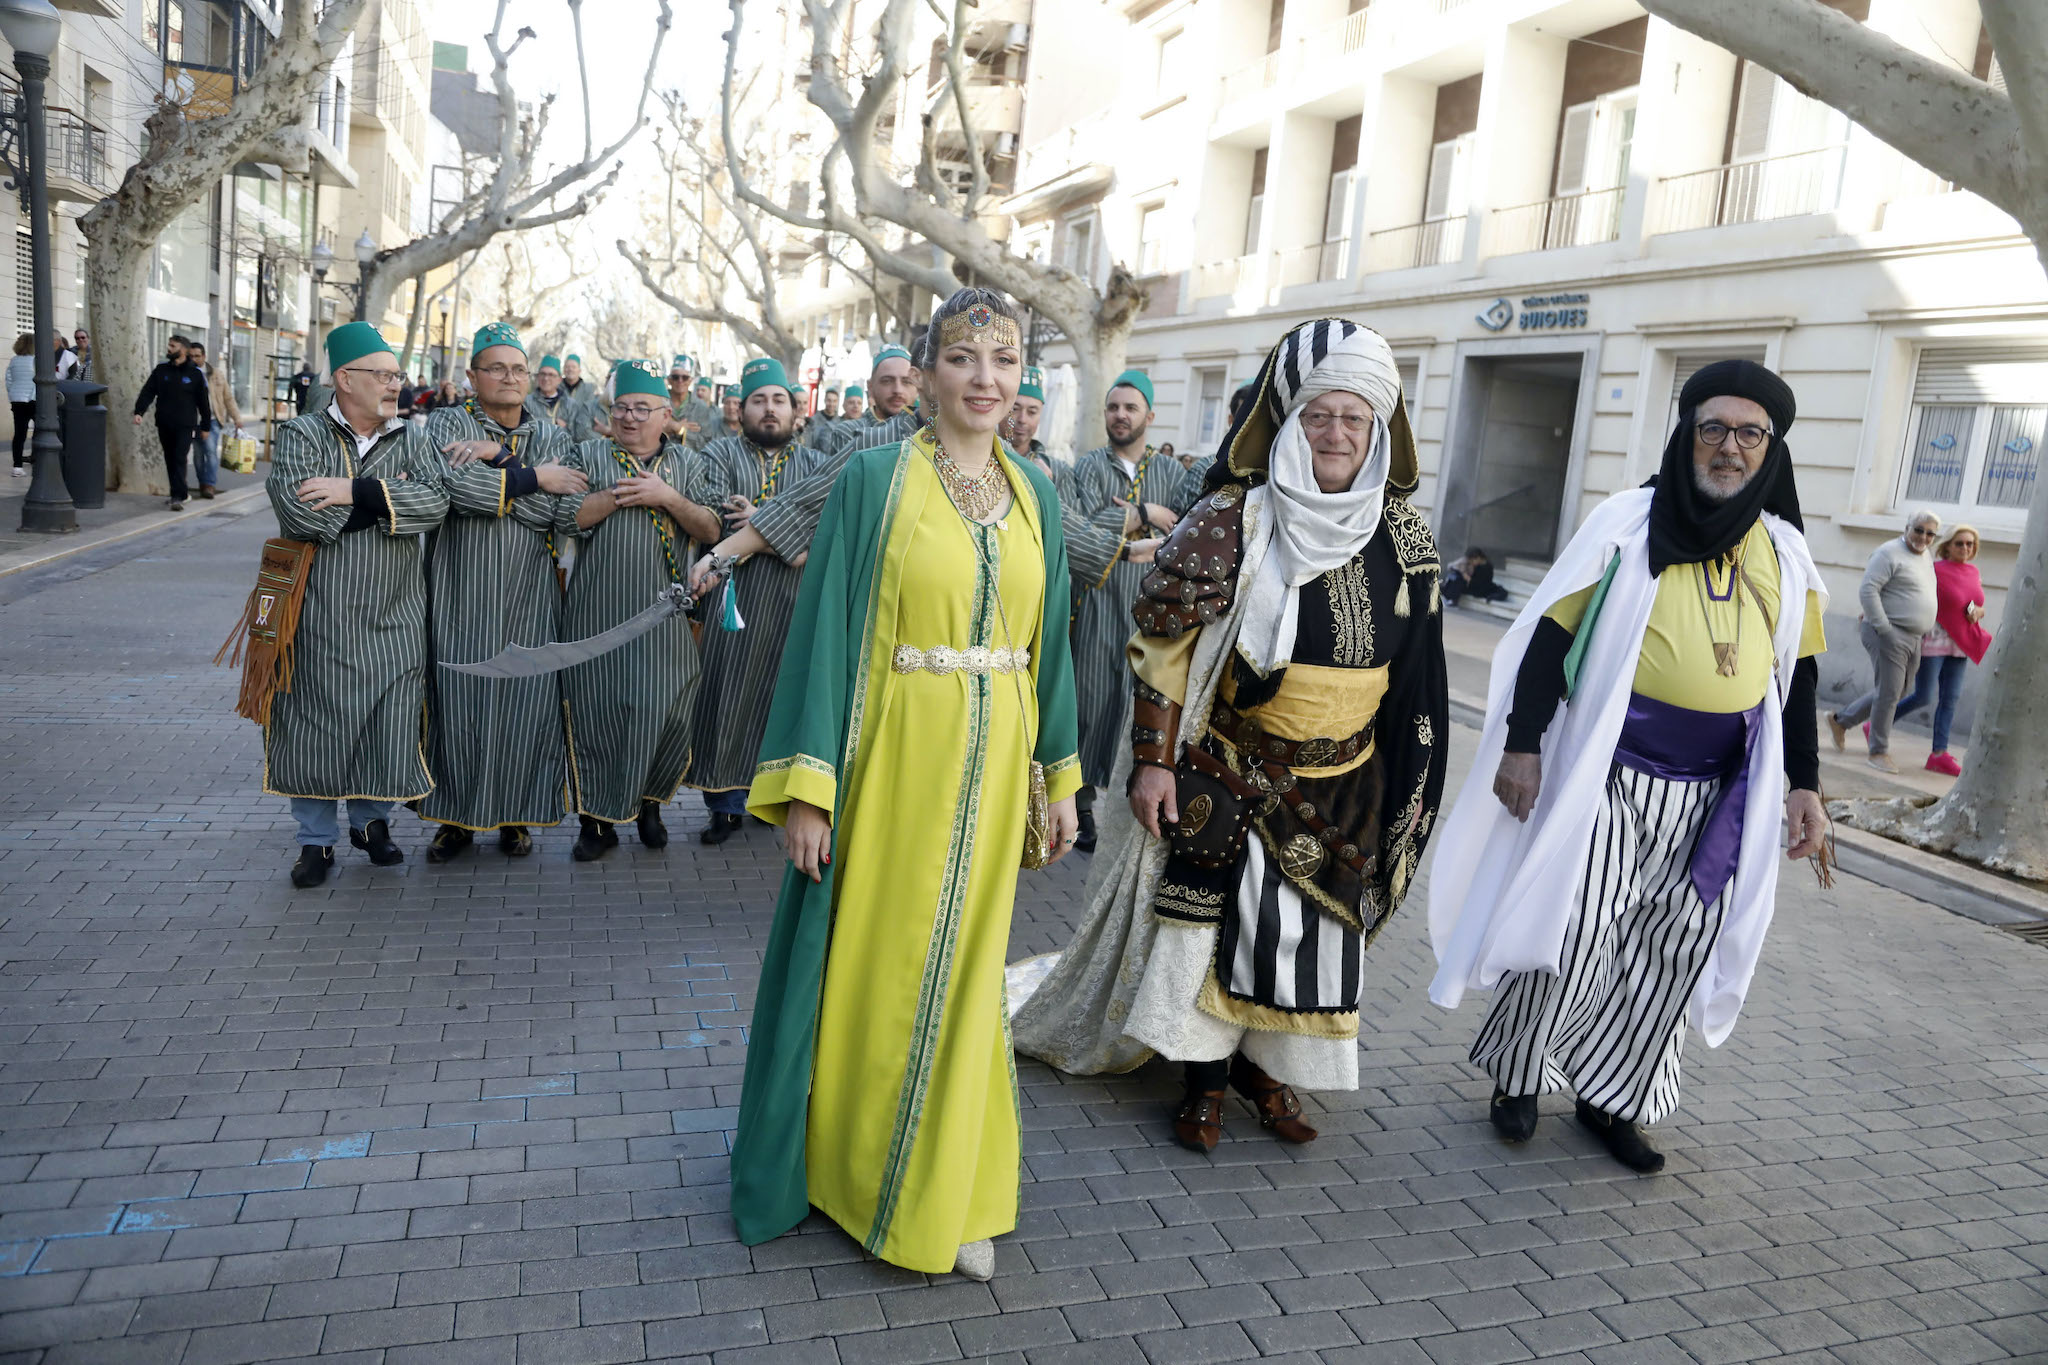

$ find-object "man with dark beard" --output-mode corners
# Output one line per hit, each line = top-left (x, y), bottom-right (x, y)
(673, 358), (836, 844)
(1429, 359), (1830, 1175)
(1063, 370), (1202, 850)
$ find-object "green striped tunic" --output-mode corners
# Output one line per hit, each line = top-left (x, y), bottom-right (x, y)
(558, 384), (606, 445)
(263, 410), (449, 802)
(560, 436), (703, 822)
(419, 402), (582, 831)
(748, 409), (925, 560)
(680, 435), (835, 792)
(1066, 444), (1204, 787)
(673, 395), (720, 450)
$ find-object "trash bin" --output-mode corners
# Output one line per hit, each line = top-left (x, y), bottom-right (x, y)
(54, 380), (107, 509)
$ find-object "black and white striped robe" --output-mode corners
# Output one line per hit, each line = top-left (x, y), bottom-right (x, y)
(1066, 446), (1204, 789)
(745, 409), (925, 561)
(418, 403), (582, 831)
(262, 411), (449, 802)
(679, 435), (835, 793)
(560, 437), (703, 823)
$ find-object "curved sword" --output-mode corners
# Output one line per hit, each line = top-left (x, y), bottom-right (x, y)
(441, 581), (699, 679)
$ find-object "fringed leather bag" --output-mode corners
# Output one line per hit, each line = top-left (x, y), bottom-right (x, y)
(215, 537), (318, 724)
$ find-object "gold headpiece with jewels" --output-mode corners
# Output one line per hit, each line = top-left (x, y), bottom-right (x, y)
(937, 303), (1020, 349)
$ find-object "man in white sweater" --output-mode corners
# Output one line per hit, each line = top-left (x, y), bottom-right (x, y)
(1830, 511), (1940, 772)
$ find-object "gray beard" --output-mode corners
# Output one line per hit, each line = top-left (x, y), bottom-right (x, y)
(1693, 461), (1758, 504)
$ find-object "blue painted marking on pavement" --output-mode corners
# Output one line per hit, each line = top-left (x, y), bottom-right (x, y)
(115, 1205), (194, 1233)
(262, 1133), (371, 1163)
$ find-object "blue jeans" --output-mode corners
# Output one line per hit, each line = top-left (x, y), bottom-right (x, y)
(1894, 653), (1969, 753)
(290, 797), (394, 847)
(703, 788), (748, 816)
(194, 423), (220, 488)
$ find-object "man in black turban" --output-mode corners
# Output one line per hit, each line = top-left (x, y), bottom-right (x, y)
(1426, 359), (1831, 1175)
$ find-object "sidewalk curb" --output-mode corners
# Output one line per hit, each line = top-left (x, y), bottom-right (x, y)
(0, 483), (268, 579)
(1446, 687), (2044, 928)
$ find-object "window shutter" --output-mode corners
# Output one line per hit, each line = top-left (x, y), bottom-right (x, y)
(1731, 62), (1776, 160)
(1554, 102), (1595, 195)
(1396, 357), (1419, 412)
(1911, 344), (2048, 404)
(1424, 140), (1459, 219)
(1323, 170), (1351, 243)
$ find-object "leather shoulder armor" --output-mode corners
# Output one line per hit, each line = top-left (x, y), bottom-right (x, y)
(1134, 482), (1248, 639)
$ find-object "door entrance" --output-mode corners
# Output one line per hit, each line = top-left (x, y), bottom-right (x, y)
(1446, 354), (1582, 564)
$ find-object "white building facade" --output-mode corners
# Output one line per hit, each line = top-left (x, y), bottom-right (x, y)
(1010, 0), (2037, 698)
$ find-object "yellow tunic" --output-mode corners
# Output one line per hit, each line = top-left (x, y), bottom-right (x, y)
(793, 457), (1072, 1272)
(1547, 521), (1825, 713)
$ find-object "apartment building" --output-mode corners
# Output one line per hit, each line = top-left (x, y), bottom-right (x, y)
(335, 0), (432, 342)
(1010, 0), (2036, 692)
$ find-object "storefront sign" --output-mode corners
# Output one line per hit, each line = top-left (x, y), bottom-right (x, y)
(1516, 293), (1589, 330)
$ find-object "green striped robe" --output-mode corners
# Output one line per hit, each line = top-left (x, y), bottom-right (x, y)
(680, 435), (836, 792)
(748, 409), (925, 560)
(673, 395), (720, 450)
(558, 383), (606, 445)
(262, 410), (449, 802)
(419, 402), (582, 831)
(1065, 444), (1204, 788)
(561, 436), (703, 822)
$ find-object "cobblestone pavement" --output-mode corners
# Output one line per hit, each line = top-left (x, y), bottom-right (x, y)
(1, 507), (2044, 1365)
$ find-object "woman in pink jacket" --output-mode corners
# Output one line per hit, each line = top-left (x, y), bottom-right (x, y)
(1894, 524), (1992, 776)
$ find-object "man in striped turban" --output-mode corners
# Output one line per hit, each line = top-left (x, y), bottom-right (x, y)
(1012, 319), (1449, 1155)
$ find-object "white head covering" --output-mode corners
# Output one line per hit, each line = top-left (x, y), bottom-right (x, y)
(1237, 326), (1404, 675)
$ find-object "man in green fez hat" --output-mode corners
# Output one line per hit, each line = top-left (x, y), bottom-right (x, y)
(532, 354), (566, 427)
(555, 352), (605, 445)
(1063, 365), (1203, 850)
(262, 320), (450, 887)
(1003, 363), (1056, 483)
(416, 322), (589, 863)
(667, 353), (718, 451)
(840, 383), (865, 424)
(557, 356), (703, 861)
(671, 356), (837, 843)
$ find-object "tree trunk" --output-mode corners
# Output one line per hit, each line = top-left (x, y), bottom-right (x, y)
(1847, 232), (2048, 882)
(87, 227), (161, 494)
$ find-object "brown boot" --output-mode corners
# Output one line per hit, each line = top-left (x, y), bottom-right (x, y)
(1171, 1084), (1226, 1153)
(1228, 1055), (1318, 1144)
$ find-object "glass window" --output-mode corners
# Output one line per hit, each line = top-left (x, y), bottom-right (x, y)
(1139, 205), (1165, 275)
(1901, 405), (1972, 505)
(1978, 405), (2043, 508)
(1195, 367), (1227, 444)
(149, 199), (210, 300)
(1155, 30), (1183, 97)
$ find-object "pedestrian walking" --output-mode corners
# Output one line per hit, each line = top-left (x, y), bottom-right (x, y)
(1013, 318), (1450, 1156)
(1428, 359), (1829, 1175)
(188, 341), (242, 500)
(1894, 523), (1992, 777)
(260, 321), (448, 888)
(1829, 510), (1940, 773)
(289, 358), (317, 414)
(70, 327), (92, 383)
(731, 287), (1081, 1281)
(132, 334), (212, 510)
(7, 333), (34, 477)
(51, 332), (76, 382)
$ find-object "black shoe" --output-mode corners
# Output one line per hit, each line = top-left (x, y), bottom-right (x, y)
(1074, 809), (1098, 854)
(426, 825), (473, 863)
(167, 499), (185, 511)
(700, 811), (743, 845)
(637, 801), (670, 848)
(290, 845), (333, 888)
(1490, 1089), (1538, 1142)
(498, 826), (532, 856)
(349, 819), (404, 866)
(573, 816), (618, 862)
(1575, 1099), (1665, 1173)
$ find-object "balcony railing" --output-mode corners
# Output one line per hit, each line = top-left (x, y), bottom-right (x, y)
(1365, 216), (1465, 271)
(1218, 49), (1282, 106)
(1217, 6), (1373, 110)
(1650, 144), (1848, 234)
(48, 109), (111, 193)
(1191, 257), (1245, 300)
(1488, 186), (1625, 255)
(1275, 239), (1353, 288)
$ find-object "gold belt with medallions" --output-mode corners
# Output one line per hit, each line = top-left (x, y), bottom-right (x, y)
(890, 644), (1033, 677)
(1205, 698), (1376, 885)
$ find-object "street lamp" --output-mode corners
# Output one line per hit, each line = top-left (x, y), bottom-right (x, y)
(436, 295), (450, 382)
(2, 0), (72, 533)
(352, 229), (376, 321)
(310, 230), (377, 334)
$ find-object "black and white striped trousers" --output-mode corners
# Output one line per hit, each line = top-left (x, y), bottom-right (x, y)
(1470, 764), (1729, 1126)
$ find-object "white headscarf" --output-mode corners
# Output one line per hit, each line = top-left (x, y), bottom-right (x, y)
(1236, 326), (1405, 676)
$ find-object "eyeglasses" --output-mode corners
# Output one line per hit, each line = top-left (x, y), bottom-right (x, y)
(1907, 526), (1939, 539)
(1301, 412), (1370, 433)
(341, 367), (405, 388)
(475, 364), (530, 381)
(1695, 421), (1771, 451)
(611, 403), (663, 420)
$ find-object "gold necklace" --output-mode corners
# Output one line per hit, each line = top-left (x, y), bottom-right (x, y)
(1695, 545), (1746, 677)
(931, 440), (1010, 523)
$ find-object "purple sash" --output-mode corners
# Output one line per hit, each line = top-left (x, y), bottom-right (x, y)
(1614, 692), (1762, 907)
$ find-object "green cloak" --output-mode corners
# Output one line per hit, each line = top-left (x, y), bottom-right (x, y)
(729, 439), (1080, 1249)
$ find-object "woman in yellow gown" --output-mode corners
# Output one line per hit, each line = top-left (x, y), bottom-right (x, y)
(732, 289), (1083, 1278)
